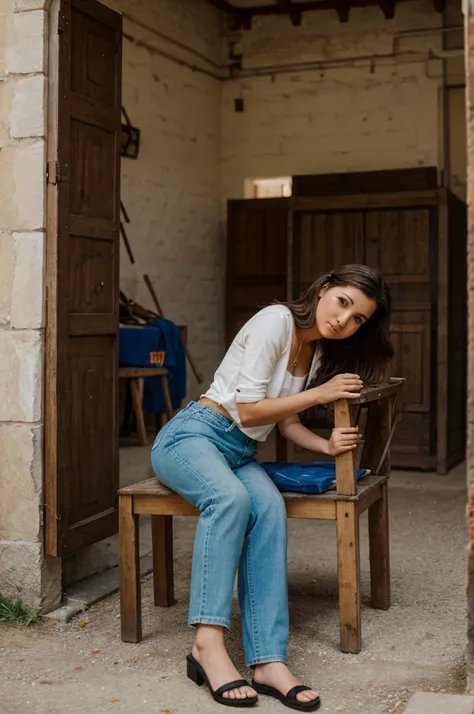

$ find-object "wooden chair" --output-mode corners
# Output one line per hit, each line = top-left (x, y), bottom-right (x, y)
(118, 380), (403, 654)
(119, 366), (174, 446)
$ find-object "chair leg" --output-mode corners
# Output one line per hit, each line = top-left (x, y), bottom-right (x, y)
(336, 501), (361, 654)
(152, 515), (175, 606)
(130, 378), (148, 446)
(369, 481), (390, 610)
(119, 495), (142, 643)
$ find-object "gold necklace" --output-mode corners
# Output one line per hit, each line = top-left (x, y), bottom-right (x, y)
(293, 338), (303, 369)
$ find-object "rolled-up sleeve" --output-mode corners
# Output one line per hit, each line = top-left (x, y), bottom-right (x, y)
(235, 312), (289, 403)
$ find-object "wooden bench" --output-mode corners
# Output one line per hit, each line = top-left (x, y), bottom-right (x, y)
(119, 366), (174, 446)
(118, 380), (403, 654)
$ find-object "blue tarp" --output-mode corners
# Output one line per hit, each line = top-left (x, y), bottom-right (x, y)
(119, 319), (186, 415)
(261, 461), (369, 495)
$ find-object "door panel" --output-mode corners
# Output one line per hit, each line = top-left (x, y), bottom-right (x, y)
(226, 198), (289, 345)
(45, 0), (122, 557)
(293, 211), (364, 297)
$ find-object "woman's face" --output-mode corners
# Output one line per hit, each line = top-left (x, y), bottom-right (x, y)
(315, 284), (377, 340)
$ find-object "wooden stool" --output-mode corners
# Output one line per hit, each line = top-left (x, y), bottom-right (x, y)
(119, 367), (174, 446)
(118, 380), (403, 654)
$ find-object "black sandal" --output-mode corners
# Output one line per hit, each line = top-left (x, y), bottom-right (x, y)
(186, 653), (258, 708)
(252, 681), (321, 712)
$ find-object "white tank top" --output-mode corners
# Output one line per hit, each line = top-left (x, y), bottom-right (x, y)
(281, 371), (308, 396)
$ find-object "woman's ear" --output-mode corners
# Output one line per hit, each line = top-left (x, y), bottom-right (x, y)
(318, 284), (329, 299)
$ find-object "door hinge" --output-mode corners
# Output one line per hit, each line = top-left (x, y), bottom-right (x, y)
(46, 161), (67, 185)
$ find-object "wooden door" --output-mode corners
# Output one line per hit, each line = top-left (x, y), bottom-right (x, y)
(364, 208), (435, 468)
(226, 198), (289, 345)
(45, 0), (122, 556)
(292, 211), (365, 297)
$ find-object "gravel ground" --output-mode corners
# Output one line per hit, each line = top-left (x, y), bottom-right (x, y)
(0, 466), (468, 714)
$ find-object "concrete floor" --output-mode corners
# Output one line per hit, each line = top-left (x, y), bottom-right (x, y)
(0, 448), (469, 714)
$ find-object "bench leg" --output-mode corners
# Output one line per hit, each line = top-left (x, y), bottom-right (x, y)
(369, 481), (390, 610)
(336, 501), (361, 654)
(119, 494), (142, 643)
(152, 515), (175, 606)
(130, 377), (148, 446)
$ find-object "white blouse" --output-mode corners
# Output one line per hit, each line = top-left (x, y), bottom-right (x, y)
(203, 305), (321, 441)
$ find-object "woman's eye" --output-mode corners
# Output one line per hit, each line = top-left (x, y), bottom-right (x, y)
(354, 316), (362, 325)
(338, 296), (346, 306)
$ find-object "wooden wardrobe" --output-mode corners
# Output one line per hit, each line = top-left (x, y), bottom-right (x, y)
(226, 170), (467, 474)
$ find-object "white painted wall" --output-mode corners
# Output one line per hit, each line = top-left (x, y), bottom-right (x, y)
(222, 1), (445, 200)
(103, 0), (225, 397)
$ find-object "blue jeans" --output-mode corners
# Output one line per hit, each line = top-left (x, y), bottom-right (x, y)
(150, 401), (289, 666)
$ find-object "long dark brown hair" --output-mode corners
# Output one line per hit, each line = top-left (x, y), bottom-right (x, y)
(283, 264), (394, 386)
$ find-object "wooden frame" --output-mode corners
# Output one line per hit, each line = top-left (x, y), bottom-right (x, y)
(118, 381), (402, 654)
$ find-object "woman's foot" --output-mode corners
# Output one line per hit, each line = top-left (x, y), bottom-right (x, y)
(192, 625), (257, 701)
(253, 662), (319, 704)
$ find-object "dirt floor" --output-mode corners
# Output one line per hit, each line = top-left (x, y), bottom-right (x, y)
(0, 466), (468, 714)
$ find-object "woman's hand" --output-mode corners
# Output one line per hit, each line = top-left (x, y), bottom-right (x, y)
(309, 373), (363, 405)
(327, 427), (361, 456)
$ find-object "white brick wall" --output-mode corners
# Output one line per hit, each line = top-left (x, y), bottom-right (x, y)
(222, 1), (445, 199)
(102, 0), (225, 399)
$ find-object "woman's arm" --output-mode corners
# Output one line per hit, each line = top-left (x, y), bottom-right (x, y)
(278, 415), (330, 454)
(278, 415), (361, 456)
(236, 375), (363, 428)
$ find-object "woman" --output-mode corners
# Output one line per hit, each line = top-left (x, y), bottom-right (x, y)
(151, 264), (393, 711)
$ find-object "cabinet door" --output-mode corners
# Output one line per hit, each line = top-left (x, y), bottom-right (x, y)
(364, 208), (434, 467)
(226, 198), (289, 345)
(292, 211), (365, 297)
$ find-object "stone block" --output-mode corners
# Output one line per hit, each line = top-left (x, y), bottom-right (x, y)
(14, 0), (50, 10)
(0, 140), (45, 231)
(11, 231), (45, 328)
(0, 540), (42, 609)
(0, 231), (14, 325)
(9, 74), (45, 138)
(0, 423), (41, 541)
(402, 692), (474, 714)
(6, 10), (46, 74)
(0, 329), (43, 422)
(0, 78), (13, 147)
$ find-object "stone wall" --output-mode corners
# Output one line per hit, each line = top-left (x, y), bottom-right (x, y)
(221, 1), (447, 201)
(0, 0), (60, 610)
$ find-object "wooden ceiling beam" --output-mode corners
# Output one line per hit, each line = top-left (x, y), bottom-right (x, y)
(208, 0), (415, 27)
(379, 0), (395, 18)
(277, 0), (303, 26)
(335, 0), (350, 21)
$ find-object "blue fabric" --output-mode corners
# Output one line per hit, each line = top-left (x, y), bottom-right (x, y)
(260, 461), (369, 495)
(119, 319), (186, 414)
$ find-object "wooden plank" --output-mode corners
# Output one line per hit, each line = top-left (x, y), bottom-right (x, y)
(134, 495), (199, 516)
(119, 367), (168, 378)
(151, 515), (175, 607)
(161, 373), (174, 421)
(285, 501), (336, 519)
(291, 190), (443, 212)
(130, 378), (147, 446)
(368, 481), (390, 610)
(334, 400), (356, 496)
(350, 381), (403, 405)
(119, 495), (142, 643)
(437, 198), (449, 474)
(292, 168), (438, 197)
(336, 501), (361, 653)
(44, 0), (61, 556)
